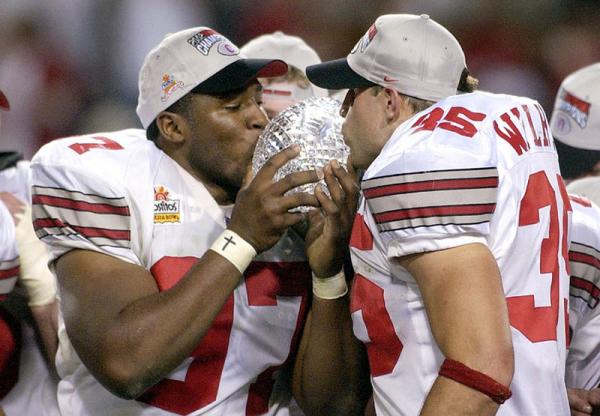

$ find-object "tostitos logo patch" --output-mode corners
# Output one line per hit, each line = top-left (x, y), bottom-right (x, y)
(154, 185), (181, 223)
(160, 74), (184, 102)
(351, 24), (378, 54)
(187, 29), (239, 56)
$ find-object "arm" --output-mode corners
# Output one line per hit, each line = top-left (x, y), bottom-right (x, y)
(398, 243), (514, 416)
(56, 248), (244, 398)
(0, 192), (25, 224)
(292, 161), (371, 416)
(30, 302), (58, 371)
(14, 204), (58, 369)
(54, 146), (321, 399)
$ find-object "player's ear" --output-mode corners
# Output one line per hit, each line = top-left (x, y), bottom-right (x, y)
(383, 87), (402, 123)
(155, 111), (188, 145)
(383, 88), (413, 124)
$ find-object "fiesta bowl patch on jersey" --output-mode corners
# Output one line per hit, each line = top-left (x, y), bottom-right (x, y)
(154, 185), (181, 223)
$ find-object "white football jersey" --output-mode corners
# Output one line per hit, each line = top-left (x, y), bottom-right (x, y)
(0, 160), (29, 300)
(31, 129), (311, 416)
(0, 161), (60, 416)
(566, 194), (600, 390)
(350, 91), (571, 415)
(0, 201), (18, 300)
(0, 199), (19, 404)
(0, 160), (32, 203)
(1, 323), (60, 416)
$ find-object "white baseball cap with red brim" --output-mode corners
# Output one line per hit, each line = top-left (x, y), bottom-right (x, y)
(551, 63), (600, 150)
(136, 27), (288, 129)
(306, 14), (466, 102)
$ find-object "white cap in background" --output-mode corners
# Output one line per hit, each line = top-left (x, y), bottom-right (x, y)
(240, 31), (327, 98)
(567, 176), (600, 207)
(551, 63), (600, 150)
(136, 27), (287, 129)
(307, 14), (466, 102)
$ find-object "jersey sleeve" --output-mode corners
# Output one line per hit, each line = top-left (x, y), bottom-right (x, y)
(0, 202), (19, 300)
(30, 160), (140, 267)
(362, 118), (498, 259)
(566, 196), (600, 389)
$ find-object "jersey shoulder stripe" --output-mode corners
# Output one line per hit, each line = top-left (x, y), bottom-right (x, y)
(363, 167), (498, 233)
(32, 186), (130, 215)
(32, 185), (131, 249)
(0, 257), (19, 298)
(361, 166), (498, 190)
(570, 241), (600, 309)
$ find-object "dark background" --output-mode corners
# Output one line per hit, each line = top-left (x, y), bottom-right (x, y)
(1, 0), (599, 158)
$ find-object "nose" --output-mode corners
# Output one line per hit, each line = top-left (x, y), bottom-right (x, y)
(247, 100), (268, 130)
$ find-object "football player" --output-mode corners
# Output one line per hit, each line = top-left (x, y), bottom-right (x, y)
(30, 27), (362, 415)
(306, 13), (571, 415)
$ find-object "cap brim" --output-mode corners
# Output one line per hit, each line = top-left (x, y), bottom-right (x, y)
(307, 58), (376, 90)
(0, 90), (9, 111)
(194, 59), (288, 94)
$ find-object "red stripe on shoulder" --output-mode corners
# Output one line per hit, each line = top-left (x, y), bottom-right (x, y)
(32, 195), (130, 216)
(374, 203), (496, 224)
(571, 276), (600, 300)
(0, 266), (20, 280)
(570, 251), (600, 270)
(34, 217), (130, 241)
(70, 225), (130, 240)
(364, 177), (498, 199)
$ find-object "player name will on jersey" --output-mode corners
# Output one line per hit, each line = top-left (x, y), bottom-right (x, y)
(570, 241), (600, 309)
(362, 167), (498, 232)
(492, 102), (553, 155)
(31, 185), (131, 249)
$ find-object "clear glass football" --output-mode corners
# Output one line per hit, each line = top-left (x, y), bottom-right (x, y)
(251, 97), (350, 212)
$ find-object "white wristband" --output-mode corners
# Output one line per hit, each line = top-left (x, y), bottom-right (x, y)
(210, 230), (257, 274)
(312, 270), (348, 300)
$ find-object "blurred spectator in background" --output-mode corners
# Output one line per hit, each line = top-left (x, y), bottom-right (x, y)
(549, 63), (600, 416)
(1, 0), (600, 159)
(551, 64), (600, 182)
(241, 31), (327, 118)
(0, 89), (59, 416)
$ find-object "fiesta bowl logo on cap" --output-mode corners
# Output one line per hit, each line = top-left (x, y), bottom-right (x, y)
(187, 29), (240, 56)
(351, 24), (378, 54)
(160, 74), (184, 102)
(558, 88), (591, 129)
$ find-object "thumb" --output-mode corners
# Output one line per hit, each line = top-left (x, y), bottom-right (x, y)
(587, 388), (600, 407)
(345, 154), (358, 182)
(569, 388), (593, 414)
(241, 164), (255, 190)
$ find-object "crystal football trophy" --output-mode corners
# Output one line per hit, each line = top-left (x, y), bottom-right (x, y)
(251, 97), (350, 212)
